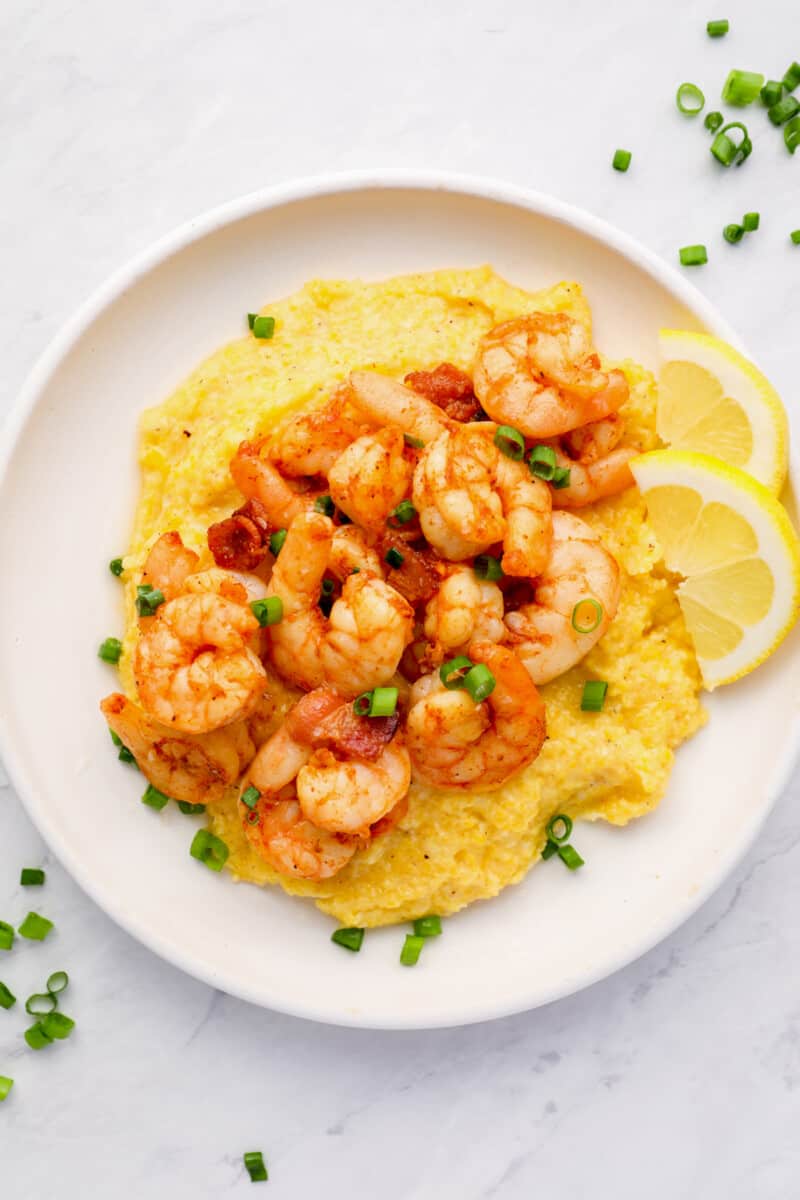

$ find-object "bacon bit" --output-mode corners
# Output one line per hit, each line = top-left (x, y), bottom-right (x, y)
(320, 706), (400, 762)
(379, 533), (444, 605)
(405, 362), (481, 423)
(207, 499), (272, 571)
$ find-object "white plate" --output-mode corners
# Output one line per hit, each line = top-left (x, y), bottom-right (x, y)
(1, 171), (798, 1029)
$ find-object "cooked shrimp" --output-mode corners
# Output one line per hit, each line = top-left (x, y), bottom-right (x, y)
(504, 511), (621, 683)
(562, 413), (624, 463)
(406, 641), (546, 789)
(474, 312), (629, 437)
(550, 442), (636, 510)
(267, 511), (413, 695)
(134, 591), (267, 733)
(268, 385), (368, 477)
(349, 370), (449, 443)
(183, 567), (268, 605)
(296, 737), (410, 835)
(328, 525), (384, 581)
(101, 692), (257, 805)
(423, 565), (504, 655)
(243, 798), (359, 880)
(138, 532), (200, 628)
(230, 440), (306, 526)
(328, 427), (414, 530)
(412, 423), (552, 576)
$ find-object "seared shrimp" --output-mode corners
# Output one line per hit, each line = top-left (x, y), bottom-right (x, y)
(329, 427), (414, 530)
(504, 511), (621, 683)
(134, 591), (267, 733)
(406, 641), (546, 789)
(423, 565), (504, 656)
(138, 532), (200, 628)
(267, 511), (413, 695)
(413, 424), (552, 576)
(328, 525), (384, 581)
(230, 440), (306, 527)
(349, 370), (449, 443)
(550, 442), (636, 510)
(474, 313), (629, 438)
(183, 567), (269, 605)
(101, 692), (257, 804)
(243, 797), (359, 880)
(268, 385), (368, 477)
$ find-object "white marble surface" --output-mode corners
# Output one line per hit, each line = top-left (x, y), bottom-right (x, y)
(2, 0), (800, 1194)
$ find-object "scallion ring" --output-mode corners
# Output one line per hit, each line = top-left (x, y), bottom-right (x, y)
(676, 82), (705, 115)
(474, 554), (504, 581)
(493, 424), (526, 460)
(721, 69), (764, 106)
(528, 444), (557, 480)
(25, 992), (57, 1017)
(723, 223), (745, 244)
(388, 499), (417, 526)
(368, 687), (398, 717)
(783, 61), (800, 92)
(546, 814), (573, 844)
(353, 692), (372, 716)
(571, 598), (603, 634)
(463, 664), (496, 703)
(189, 830), (229, 872)
(440, 656), (473, 689)
(710, 122), (752, 167)
(269, 528), (287, 556)
(241, 786), (260, 811)
(331, 927), (364, 952)
(769, 95), (800, 126)
(46, 971), (69, 996)
(250, 596), (283, 627)
(784, 116), (800, 154)
(0, 982), (16, 1010)
(18, 913), (53, 942)
(243, 1151), (268, 1183)
(704, 110), (724, 133)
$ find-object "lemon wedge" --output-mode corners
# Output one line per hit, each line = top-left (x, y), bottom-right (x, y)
(631, 449), (800, 689)
(658, 330), (788, 493)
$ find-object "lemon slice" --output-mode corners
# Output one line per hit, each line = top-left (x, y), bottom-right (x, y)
(658, 329), (788, 493)
(630, 449), (800, 689)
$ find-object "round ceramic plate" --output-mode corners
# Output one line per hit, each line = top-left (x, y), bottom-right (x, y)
(1, 172), (798, 1029)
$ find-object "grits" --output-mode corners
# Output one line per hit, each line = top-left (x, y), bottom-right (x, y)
(119, 267), (705, 927)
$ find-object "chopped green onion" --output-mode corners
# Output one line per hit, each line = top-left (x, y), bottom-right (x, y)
(385, 547), (404, 569)
(552, 466), (572, 489)
(118, 744), (137, 766)
(784, 62), (800, 92)
(320, 578), (335, 597)
(252, 315), (275, 340)
(250, 596), (283, 627)
(0, 982), (16, 1010)
(269, 528), (287, 556)
(742, 211), (760, 231)
(403, 433), (425, 449)
(761, 80), (784, 107)
(785, 116), (800, 153)
(493, 424), (526, 460)
(723, 223), (745, 244)
(440, 656), (474, 689)
(40, 1012), (74, 1040)
(571, 598), (603, 634)
(413, 915), (442, 938)
(46, 971), (69, 996)
(612, 148), (632, 172)
(24, 1023), (53, 1050)
(541, 839), (559, 860)
(528, 444), (557, 480)
(704, 110), (724, 132)
(247, 313), (257, 330)
(558, 844), (585, 870)
(474, 554), (504, 581)
(25, 992), (57, 1016)
(135, 584), (165, 617)
(0, 923), (14, 952)
(0, 1077), (13, 1102)
(18, 913), (53, 942)
(679, 244), (708, 267)
(792, 230), (800, 244)
(710, 122), (752, 166)
(141, 784), (169, 811)
(546, 814), (573, 844)
(177, 801), (206, 815)
(314, 494), (335, 517)
(462, 663), (496, 703)
(109, 557), (124, 577)
(189, 830), (229, 872)
(769, 95), (800, 125)
(110, 729), (123, 748)
(400, 934), (425, 966)
(243, 1151), (268, 1183)
(368, 687), (398, 717)
(722, 69), (765, 106)
(246, 810), (260, 825)
(388, 499), (417, 526)
(20, 868), (45, 886)
(353, 692), (372, 717)
(581, 680), (609, 712)
(241, 785), (260, 810)
(676, 82), (705, 115)
(98, 637), (122, 664)
(706, 18), (728, 36)
(331, 927), (364, 952)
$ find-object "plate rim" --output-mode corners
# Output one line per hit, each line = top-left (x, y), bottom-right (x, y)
(2, 168), (798, 1029)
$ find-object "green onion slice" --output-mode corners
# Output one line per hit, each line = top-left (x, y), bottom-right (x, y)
(98, 637), (122, 664)
(761, 80), (784, 107)
(493, 424), (526, 460)
(243, 1151), (268, 1182)
(353, 692), (372, 716)
(710, 122), (752, 166)
(722, 69), (765, 106)
(413, 915), (442, 938)
(784, 116), (800, 153)
(706, 18), (728, 36)
(0, 1076), (13, 1101)
(118, 745), (137, 766)
(769, 95), (800, 125)
(388, 499), (417, 526)
(331, 927), (364, 952)
(528, 444), (557, 480)
(474, 554), (504, 581)
(440, 656), (473, 689)
(581, 680), (609, 712)
(385, 547), (404, 569)
(25, 992), (57, 1016)
(403, 433), (425, 449)
(723, 223), (745, 244)
(368, 687), (398, 717)
(40, 1012), (75, 1040)
(541, 839), (559, 860)
(558, 844), (585, 870)
(546, 814), (573, 844)
(252, 315), (275, 340)
(109, 557), (124, 577)
(250, 596), (283, 627)
(247, 313), (257, 330)
(676, 82), (705, 115)
(784, 61), (800, 92)
(177, 801), (206, 815)
(704, 110), (724, 132)
(314, 494), (335, 516)
(24, 1023), (53, 1050)
(742, 211), (760, 231)
(20, 868), (45, 886)
(241, 785), (261, 811)
(679, 244), (708, 266)
(552, 465), (572, 489)
(0, 982), (16, 1010)
(135, 584), (165, 617)
(463, 664), (496, 703)
(792, 230), (800, 245)
(571, 598), (603, 634)
(0, 922), (14, 952)
(269, 528), (287, 556)
(612, 148), (632, 172)
(141, 784), (169, 811)
(18, 913), (53, 941)
(400, 934), (425, 966)
(47, 971), (69, 996)
(189, 830), (229, 872)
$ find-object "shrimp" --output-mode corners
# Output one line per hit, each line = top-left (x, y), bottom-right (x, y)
(182, 567), (268, 605)
(267, 384), (369, 477)
(473, 312), (629, 438)
(266, 511), (413, 695)
(243, 797), (359, 880)
(406, 641), (546, 790)
(328, 525), (384, 581)
(349, 370), (449, 443)
(328, 427), (414, 530)
(138, 532), (200, 628)
(423, 565), (504, 656)
(134, 591), (267, 733)
(550, 440), (636, 510)
(504, 511), (621, 683)
(230, 440), (306, 527)
(412, 423), (552, 576)
(100, 692), (257, 805)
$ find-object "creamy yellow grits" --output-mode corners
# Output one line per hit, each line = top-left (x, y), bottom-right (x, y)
(119, 266), (705, 927)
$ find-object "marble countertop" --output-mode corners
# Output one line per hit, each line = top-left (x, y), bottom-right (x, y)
(3, 0), (800, 1195)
